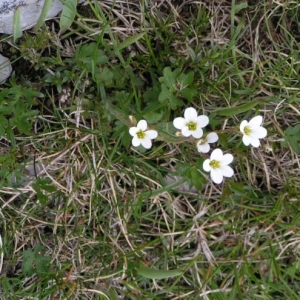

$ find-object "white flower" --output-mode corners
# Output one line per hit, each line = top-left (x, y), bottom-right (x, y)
(240, 116), (267, 147)
(129, 120), (158, 149)
(173, 107), (209, 138)
(203, 149), (234, 184)
(196, 132), (219, 153)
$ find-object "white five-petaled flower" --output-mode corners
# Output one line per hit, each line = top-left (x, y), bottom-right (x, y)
(173, 107), (209, 138)
(240, 116), (267, 148)
(196, 132), (219, 153)
(129, 120), (158, 149)
(203, 149), (234, 184)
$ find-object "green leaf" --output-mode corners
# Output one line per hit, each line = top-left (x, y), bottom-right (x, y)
(181, 88), (197, 102)
(289, 137), (300, 153)
(186, 166), (203, 191)
(159, 68), (195, 105)
(228, 182), (245, 195)
(0, 105), (13, 114)
(8, 86), (22, 99)
(105, 102), (131, 127)
(95, 67), (114, 86)
(11, 118), (31, 135)
(33, 0), (53, 32)
(117, 32), (146, 51)
(23, 89), (43, 104)
(187, 46), (197, 61)
(13, 6), (22, 43)
(159, 67), (177, 90)
(215, 101), (258, 116)
(144, 85), (161, 103)
(0, 115), (8, 136)
(178, 71), (194, 87)
(22, 245), (51, 277)
(144, 98), (165, 112)
(76, 43), (108, 74)
(59, 0), (77, 33)
(284, 124), (300, 153)
(36, 255), (51, 276)
(33, 178), (56, 205)
(33, 182), (48, 205)
(285, 124), (300, 135)
(158, 87), (182, 110)
(232, 2), (248, 14)
(142, 111), (164, 123)
(155, 122), (179, 143)
(136, 265), (182, 279)
(158, 87), (172, 102)
(22, 249), (35, 276)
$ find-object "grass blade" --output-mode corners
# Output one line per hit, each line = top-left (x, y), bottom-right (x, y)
(13, 6), (22, 43)
(137, 265), (182, 279)
(117, 32), (146, 51)
(215, 101), (258, 116)
(33, 0), (53, 32)
(59, 0), (77, 33)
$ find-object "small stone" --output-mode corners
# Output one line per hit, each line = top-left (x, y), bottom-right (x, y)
(0, 54), (12, 83)
(0, 0), (64, 34)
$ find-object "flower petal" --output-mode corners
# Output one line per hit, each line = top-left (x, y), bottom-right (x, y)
(182, 126), (192, 137)
(210, 169), (223, 184)
(203, 159), (212, 172)
(191, 127), (203, 138)
(206, 132), (218, 143)
(146, 130), (158, 139)
(240, 120), (248, 133)
(242, 135), (251, 146)
(132, 136), (141, 147)
(184, 107), (198, 121)
(249, 115), (263, 127)
(137, 120), (147, 131)
(221, 165), (234, 178)
(196, 115), (209, 128)
(129, 127), (138, 136)
(197, 143), (210, 153)
(251, 126), (267, 139)
(173, 117), (186, 130)
(249, 137), (260, 147)
(141, 137), (152, 149)
(221, 153), (234, 165)
(210, 148), (223, 160)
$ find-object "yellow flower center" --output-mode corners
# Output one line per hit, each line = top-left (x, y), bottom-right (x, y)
(137, 129), (145, 139)
(187, 122), (197, 131)
(199, 137), (207, 145)
(209, 160), (220, 169)
(244, 126), (251, 135)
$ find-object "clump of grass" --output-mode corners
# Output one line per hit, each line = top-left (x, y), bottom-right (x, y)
(0, 0), (300, 299)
